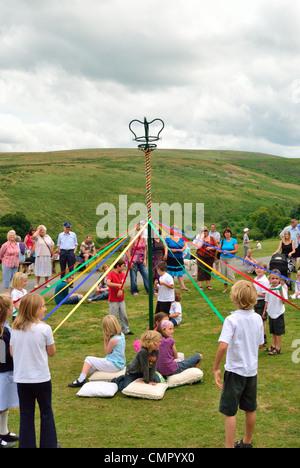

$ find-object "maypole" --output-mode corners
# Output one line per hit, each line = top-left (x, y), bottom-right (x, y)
(129, 117), (164, 329)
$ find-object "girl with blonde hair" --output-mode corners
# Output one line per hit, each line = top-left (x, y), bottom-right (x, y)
(68, 315), (125, 387)
(10, 272), (28, 319)
(115, 330), (162, 391)
(10, 293), (57, 448)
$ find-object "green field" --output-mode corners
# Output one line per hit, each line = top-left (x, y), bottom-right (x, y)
(7, 269), (300, 449)
(1, 149), (300, 448)
(0, 148), (299, 244)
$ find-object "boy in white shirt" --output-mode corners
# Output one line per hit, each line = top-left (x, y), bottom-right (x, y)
(253, 262), (269, 345)
(154, 261), (174, 315)
(213, 280), (264, 448)
(263, 270), (287, 356)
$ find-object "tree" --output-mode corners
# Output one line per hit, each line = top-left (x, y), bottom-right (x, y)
(0, 212), (32, 240)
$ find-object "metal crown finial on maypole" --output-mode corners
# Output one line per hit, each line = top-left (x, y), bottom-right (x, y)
(129, 116), (164, 328)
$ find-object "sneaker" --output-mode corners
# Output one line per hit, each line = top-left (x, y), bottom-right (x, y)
(68, 379), (85, 388)
(125, 331), (135, 335)
(0, 438), (15, 448)
(0, 432), (19, 443)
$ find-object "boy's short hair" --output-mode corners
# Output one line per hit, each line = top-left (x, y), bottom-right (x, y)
(157, 261), (167, 272)
(115, 259), (125, 268)
(255, 261), (267, 269)
(230, 280), (257, 310)
(270, 269), (281, 278)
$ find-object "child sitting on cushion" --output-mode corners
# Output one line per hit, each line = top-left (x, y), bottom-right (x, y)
(68, 315), (125, 387)
(114, 330), (161, 391)
(156, 320), (202, 378)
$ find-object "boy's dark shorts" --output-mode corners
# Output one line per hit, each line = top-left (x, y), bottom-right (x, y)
(254, 300), (266, 321)
(219, 371), (257, 417)
(269, 314), (285, 336)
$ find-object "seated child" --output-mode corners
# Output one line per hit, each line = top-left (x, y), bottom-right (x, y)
(87, 264), (109, 302)
(244, 250), (257, 274)
(169, 289), (182, 326)
(156, 320), (202, 378)
(133, 312), (168, 353)
(290, 270), (300, 299)
(68, 315), (125, 387)
(115, 330), (162, 391)
(54, 275), (83, 305)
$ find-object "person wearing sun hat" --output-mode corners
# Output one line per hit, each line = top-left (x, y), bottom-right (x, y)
(55, 222), (78, 279)
(243, 228), (252, 265)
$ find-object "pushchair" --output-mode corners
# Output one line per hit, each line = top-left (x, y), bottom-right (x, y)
(269, 253), (293, 290)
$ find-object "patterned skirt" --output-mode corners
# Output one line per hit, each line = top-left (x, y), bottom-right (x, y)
(167, 255), (185, 277)
(35, 255), (52, 277)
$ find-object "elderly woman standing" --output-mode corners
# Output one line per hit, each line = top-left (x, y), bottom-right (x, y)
(32, 225), (54, 288)
(0, 230), (20, 293)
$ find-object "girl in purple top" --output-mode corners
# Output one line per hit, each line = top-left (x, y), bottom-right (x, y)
(156, 320), (202, 377)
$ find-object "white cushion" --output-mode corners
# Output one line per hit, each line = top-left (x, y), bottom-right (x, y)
(122, 380), (168, 400)
(76, 381), (118, 398)
(88, 368), (125, 382)
(166, 367), (203, 388)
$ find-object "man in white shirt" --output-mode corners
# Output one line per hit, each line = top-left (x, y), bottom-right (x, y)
(56, 222), (78, 278)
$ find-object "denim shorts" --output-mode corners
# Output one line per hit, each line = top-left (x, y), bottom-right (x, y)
(2, 265), (18, 289)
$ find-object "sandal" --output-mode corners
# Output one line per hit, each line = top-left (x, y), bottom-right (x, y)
(234, 439), (253, 449)
(206, 286), (213, 290)
(265, 345), (275, 353)
(269, 348), (282, 355)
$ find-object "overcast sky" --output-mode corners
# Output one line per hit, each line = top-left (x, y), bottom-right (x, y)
(1, 0), (300, 157)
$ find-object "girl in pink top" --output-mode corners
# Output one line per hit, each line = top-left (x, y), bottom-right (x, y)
(156, 320), (202, 377)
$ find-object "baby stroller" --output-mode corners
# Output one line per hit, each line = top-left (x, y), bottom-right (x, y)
(269, 253), (293, 290)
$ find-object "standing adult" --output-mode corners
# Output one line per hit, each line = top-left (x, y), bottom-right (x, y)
(165, 225), (188, 291)
(24, 228), (36, 275)
(32, 225), (54, 289)
(56, 222), (78, 278)
(280, 219), (300, 269)
(243, 228), (252, 264)
(274, 230), (296, 259)
(152, 229), (167, 291)
(219, 228), (238, 293)
(194, 226), (218, 290)
(0, 230), (20, 294)
(209, 223), (221, 273)
(128, 225), (149, 296)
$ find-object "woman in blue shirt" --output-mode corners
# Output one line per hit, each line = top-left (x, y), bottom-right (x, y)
(220, 228), (238, 293)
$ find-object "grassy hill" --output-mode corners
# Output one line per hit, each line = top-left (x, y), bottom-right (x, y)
(0, 148), (299, 243)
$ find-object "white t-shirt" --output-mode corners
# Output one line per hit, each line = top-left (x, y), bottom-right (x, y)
(157, 272), (175, 302)
(254, 275), (269, 300)
(218, 309), (264, 377)
(265, 287), (287, 319)
(169, 301), (182, 325)
(10, 322), (55, 383)
(11, 288), (27, 315)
